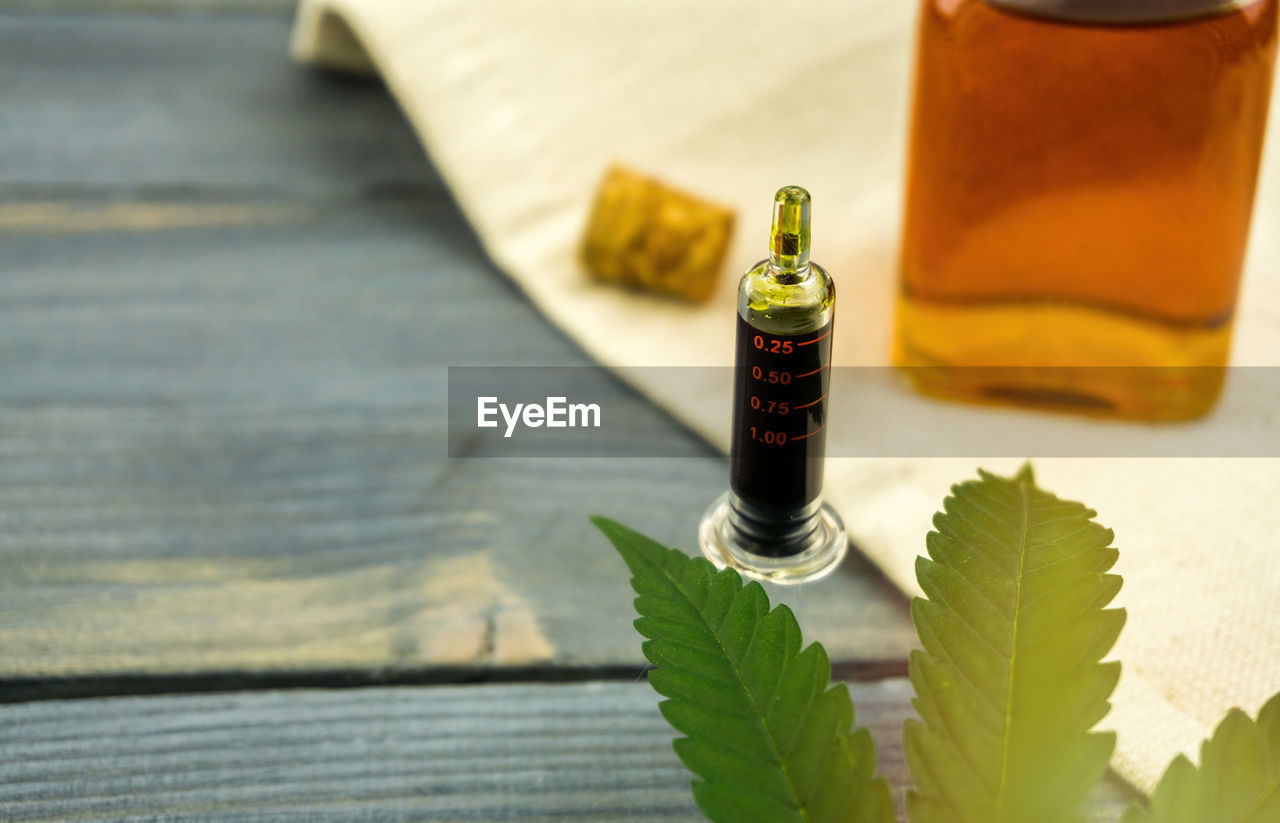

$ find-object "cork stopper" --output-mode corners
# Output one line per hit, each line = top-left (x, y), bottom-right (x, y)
(580, 165), (735, 303)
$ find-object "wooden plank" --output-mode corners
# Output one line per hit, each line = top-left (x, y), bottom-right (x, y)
(0, 1), (292, 12)
(0, 680), (1139, 821)
(0, 13), (429, 194)
(0, 191), (915, 683)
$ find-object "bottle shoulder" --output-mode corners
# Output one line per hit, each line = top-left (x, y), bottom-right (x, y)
(738, 260), (835, 335)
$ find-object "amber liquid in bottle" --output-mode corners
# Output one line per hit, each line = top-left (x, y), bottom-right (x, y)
(895, 0), (1279, 419)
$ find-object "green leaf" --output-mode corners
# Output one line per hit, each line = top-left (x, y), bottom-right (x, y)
(592, 516), (894, 823)
(1121, 692), (1280, 823)
(904, 465), (1126, 823)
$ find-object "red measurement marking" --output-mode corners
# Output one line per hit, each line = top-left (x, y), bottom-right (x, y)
(793, 423), (825, 441)
(794, 393), (826, 411)
(797, 328), (831, 346)
(795, 363), (827, 379)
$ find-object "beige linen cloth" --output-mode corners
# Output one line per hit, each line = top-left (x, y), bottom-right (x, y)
(292, 0), (1280, 796)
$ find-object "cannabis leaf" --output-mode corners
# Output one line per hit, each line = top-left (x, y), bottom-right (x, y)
(592, 516), (894, 823)
(1122, 692), (1280, 823)
(904, 466), (1126, 823)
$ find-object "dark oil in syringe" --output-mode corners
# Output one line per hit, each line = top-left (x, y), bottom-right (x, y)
(730, 315), (832, 513)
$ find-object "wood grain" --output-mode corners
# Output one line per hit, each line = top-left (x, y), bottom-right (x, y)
(0, 12), (426, 195)
(0, 680), (1140, 822)
(0, 12), (916, 687)
(0, 2), (293, 12)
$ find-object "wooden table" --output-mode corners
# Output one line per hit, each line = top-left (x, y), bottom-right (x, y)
(0, 5), (1137, 819)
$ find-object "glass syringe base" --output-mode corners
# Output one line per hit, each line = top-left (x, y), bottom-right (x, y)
(697, 492), (848, 585)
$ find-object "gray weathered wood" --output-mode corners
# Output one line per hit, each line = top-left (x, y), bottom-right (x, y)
(0, 194), (915, 680)
(0, 680), (1140, 821)
(0, 12), (428, 194)
(0, 12), (916, 685)
(0, 1), (293, 12)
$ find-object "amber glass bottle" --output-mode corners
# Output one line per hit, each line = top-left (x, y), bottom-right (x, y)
(895, 0), (1278, 419)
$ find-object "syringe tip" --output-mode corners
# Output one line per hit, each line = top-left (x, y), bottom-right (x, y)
(771, 186), (811, 271)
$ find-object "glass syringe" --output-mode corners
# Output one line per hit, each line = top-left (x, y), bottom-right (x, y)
(698, 186), (848, 584)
